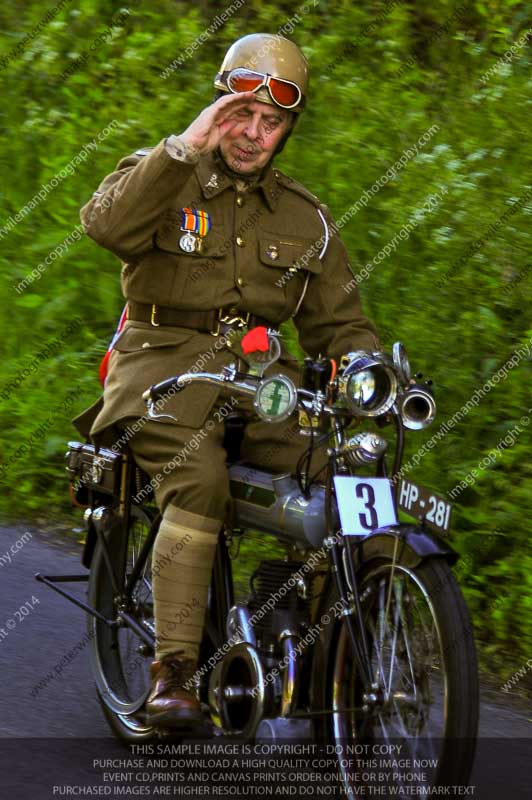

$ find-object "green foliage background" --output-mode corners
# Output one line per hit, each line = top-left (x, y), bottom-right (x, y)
(0, 0), (531, 684)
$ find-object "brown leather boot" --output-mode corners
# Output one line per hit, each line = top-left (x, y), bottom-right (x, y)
(145, 649), (208, 731)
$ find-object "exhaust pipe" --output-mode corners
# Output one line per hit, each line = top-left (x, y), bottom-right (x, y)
(398, 384), (436, 430)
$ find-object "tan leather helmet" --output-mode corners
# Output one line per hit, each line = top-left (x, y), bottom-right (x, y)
(214, 33), (308, 113)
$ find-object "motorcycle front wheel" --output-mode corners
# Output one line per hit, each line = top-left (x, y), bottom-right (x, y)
(87, 504), (158, 743)
(323, 556), (478, 794)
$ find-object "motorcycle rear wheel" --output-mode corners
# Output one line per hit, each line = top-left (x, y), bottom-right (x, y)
(87, 504), (158, 743)
(324, 556), (478, 794)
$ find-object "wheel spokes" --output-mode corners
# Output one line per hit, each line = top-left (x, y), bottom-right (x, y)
(333, 564), (446, 748)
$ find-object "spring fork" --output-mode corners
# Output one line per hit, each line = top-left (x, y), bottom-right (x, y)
(344, 534), (373, 677)
(325, 460), (374, 690)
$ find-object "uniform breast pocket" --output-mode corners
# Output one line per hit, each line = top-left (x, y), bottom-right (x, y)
(258, 235), (322, 317)
(155, 219), (228, 306)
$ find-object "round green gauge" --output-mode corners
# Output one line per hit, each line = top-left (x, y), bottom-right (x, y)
(253, 375), (298, 422)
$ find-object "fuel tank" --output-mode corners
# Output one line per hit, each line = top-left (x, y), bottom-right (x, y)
(228, 464), (328, 548)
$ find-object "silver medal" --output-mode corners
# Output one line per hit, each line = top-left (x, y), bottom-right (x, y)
(179, 232), (198, 253)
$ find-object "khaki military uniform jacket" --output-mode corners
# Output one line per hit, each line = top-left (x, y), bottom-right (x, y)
(79, 138), (379, 437)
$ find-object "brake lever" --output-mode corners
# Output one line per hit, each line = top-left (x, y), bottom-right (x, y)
(146, 400), (177, 422)
(142, 365), (262, 426)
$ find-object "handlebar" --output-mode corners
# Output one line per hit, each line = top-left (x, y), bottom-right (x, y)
(139, 346), (432, 488)
(143, 365), (261, 403)
(142, 351), (433, 431)
(142, 364), (324, 417)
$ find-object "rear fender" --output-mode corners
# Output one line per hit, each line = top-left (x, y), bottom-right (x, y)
(81, 504), (121, 569)
(81, 520), (97, 569)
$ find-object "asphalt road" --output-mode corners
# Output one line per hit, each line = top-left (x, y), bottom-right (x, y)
(0, 523), (530, 799)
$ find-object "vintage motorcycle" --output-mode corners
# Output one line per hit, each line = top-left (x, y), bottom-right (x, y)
(38, 334), (478, 795)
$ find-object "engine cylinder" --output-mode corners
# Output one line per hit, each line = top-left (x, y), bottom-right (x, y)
(228, 464), (331, 547)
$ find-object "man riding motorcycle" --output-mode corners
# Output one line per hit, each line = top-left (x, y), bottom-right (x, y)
(78, 33), (380, 733)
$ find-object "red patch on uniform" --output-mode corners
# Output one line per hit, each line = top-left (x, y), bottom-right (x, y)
(241, 326), (270, 355)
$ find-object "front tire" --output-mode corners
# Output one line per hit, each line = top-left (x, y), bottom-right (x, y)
(322, 556), (478, 794)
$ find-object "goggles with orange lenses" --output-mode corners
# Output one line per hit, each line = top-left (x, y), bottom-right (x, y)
(225, 68), (302, 109)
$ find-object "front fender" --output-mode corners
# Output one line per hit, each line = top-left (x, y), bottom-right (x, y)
(353, 523), (458, 569)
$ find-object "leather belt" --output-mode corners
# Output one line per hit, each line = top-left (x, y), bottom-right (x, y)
(127, 301), (272, 336)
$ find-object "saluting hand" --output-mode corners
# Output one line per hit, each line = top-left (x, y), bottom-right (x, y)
(179, 92), (257, 156)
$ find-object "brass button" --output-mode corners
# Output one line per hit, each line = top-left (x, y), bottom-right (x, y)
(237, 277), (244, 287)
(266, 244), (279, 260)
(142, 342), (150, 348)
(236, 236), (245, 247)
(236, 196), (244, 207)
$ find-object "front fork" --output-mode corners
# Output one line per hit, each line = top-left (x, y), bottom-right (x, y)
(324, 460), (376, 694)
(325, 537), (376, 692)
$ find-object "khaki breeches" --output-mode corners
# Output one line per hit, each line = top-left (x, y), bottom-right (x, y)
(117, 381), (327, 661)
(119, 383), (326, 520)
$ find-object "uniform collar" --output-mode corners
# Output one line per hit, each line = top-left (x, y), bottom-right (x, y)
(258, 164), (281, 212)
(197, 150), (280, 212)
(197, 151), (232, 199)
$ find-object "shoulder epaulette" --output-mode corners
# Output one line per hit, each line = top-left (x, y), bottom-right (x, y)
(273, 169), (325, 209)
(135, 147), (155, 156)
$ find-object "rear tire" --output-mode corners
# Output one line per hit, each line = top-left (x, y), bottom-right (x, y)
(87, 504), (158, 743)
